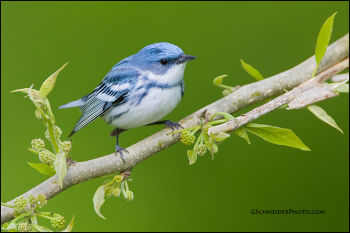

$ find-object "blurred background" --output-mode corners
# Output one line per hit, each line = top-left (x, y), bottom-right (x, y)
(1, 1), (349, 232)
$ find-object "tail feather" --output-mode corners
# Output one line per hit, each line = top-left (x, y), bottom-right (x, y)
(59, 98), (84, 109)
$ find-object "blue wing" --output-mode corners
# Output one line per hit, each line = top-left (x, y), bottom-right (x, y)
(69, 67), (140, 136)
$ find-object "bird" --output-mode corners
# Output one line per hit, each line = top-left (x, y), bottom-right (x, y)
(59, 42), (196, 163)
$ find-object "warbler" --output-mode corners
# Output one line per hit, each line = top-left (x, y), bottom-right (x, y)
(60, 42), (196, 162)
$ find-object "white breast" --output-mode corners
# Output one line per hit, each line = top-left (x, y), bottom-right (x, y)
(104, 86), (182, 129)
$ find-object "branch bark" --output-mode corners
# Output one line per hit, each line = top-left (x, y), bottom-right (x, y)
(208, 58), (349, 135)
(1, 33), (349, 224)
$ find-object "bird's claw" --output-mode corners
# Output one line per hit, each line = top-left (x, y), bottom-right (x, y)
(164, 120), (183, 131)
(114, 145), (129, 164)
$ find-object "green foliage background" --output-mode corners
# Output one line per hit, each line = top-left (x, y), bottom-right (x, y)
(1, 1), (349, 232)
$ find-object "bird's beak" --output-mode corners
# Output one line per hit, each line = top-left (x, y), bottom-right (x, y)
(176, 54), (196, 64)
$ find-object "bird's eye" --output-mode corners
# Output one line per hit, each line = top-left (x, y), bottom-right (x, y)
(160, 59), (168, 65)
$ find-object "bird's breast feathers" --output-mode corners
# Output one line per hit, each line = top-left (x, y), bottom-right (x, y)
(104, 85), (182, 129)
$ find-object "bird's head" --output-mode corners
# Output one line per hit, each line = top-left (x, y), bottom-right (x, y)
(132, 42), (196, 84)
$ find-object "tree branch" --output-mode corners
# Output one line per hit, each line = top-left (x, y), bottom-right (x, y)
(1, 33), (349, 224)
(286, 72), (348, 110)
(208, 58), (349, 135)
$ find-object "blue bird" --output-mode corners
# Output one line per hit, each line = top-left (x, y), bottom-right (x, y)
(60, 42), (196, 163)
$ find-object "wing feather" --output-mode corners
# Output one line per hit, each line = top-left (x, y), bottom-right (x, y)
(69, 67), (140, 136)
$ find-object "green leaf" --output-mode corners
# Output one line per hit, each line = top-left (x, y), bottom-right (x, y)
(211, 132), (230, 142)
(31, 224), (53, 232)
(54, 152), (67, 188)
(6, 212), (32, 230)
(240, 59), (264, 81)
(1, 223), (9, 231)
(93, 185), (106, 219)
(187, 150), (197, 165)
(11, 87), (41, 100)
(234, 127), (251, 144)
(62, 215), (75, 232)
(245, 123), (310, 151)
(211, 143), (218, 154)
(332, 83), (349, 93)
(39, 62), (68, 99)
(315, 12), (337, 67)
(30, 215), (38, 225)
(213, 75), (228, 87)
(307, 105), (343, 133)
(28, 162), (56, 176)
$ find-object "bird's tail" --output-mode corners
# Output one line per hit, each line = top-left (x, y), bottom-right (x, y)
(59, 98), (84, 109)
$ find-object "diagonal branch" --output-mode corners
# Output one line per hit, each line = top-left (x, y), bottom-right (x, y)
(208, 58), (349, 135)
(286, 72), (348, 110)
(1, 33), (349, 224)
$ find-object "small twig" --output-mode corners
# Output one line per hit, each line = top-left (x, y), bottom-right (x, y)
(208, 57), (349, 135)
(286, 72), (348, 109)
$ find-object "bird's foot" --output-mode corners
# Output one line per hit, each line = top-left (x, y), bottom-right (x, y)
(164, 120), (183, 131)
(114, 145), (129, 164)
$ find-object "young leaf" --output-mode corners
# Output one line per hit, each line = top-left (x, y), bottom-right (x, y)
(240, 59), (264, 81)
(211, 132), (230, 142)
(307, 105), (343, 133)
(93, 185), (106, 219)
(1, 223), (9, 231)
(234, 127), (251, 144)
(28, 162), (56, 176)
(332, 83), (349, 93)
(62, 215), (75, 232)
(39, 62), (68, 99)
(213, 75), (228, 87)
(245, 123), (310, 151)
(315, 13), (337, 68)
(30, 215), (38, 225)
(54, 152), (67, 188)
(6, 212), (32, 230)
(187, 150), (197, 165)
(31, 224), (54, 232)
(210, 143), (218, 154)
(11, 87), (41, 100)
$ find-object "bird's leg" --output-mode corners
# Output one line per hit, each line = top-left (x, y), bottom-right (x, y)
(147, 120), (183, 131)
(111, 128), (129, 164)
(110, 128), (120, 137)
